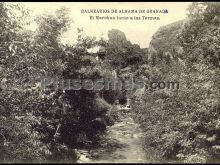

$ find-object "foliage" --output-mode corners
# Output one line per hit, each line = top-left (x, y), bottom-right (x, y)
(132, 2), (220, 163)
(0, 3), (119, 163)
(1, 2), (219, 163)
(104, 29), (147, 70)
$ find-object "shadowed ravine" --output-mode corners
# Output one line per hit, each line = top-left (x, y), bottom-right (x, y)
(77, 110), (149, 163)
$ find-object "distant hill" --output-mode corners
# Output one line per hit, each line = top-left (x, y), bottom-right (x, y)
(148, 20), (185, 61)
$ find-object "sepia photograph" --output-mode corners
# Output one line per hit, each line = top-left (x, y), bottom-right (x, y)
(0, 1), (219, 163)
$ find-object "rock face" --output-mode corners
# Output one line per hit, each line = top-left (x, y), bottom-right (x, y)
(148, 20), (185, 62)
(150, 20), (184, 52)
(108, 29), (127, 43)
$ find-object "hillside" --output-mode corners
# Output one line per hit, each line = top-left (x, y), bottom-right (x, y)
(149, 20), (184, 53)
(132, 2), (220, 163)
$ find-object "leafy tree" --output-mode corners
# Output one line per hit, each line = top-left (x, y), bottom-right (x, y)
(132, 2), (220, 163)
(105, 29), (147, 70)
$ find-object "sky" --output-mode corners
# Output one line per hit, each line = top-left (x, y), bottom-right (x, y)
(14, 2), (192, 48)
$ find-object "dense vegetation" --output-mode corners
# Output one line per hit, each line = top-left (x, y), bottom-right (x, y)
(132, 2), (220, 163)
(0, 3), (146, 163)
(0, 2), (219, 163)
(0, 3), (116, 163)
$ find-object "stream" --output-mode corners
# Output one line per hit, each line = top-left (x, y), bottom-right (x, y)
(77, 110), (150, 163)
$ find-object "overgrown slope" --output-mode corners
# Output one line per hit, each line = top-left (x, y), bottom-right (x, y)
(132, 2), (220, 163)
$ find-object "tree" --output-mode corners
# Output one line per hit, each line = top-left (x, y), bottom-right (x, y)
(105, 29), (146, 70)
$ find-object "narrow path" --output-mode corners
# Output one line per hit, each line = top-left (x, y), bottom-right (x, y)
(77, 110), (149, 163)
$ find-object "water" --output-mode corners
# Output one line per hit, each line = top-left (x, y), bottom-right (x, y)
(77, 111), (149, 163)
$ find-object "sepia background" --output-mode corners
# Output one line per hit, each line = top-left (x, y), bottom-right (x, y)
(0, 2), (219, 164)
(15, 2), (191, 48)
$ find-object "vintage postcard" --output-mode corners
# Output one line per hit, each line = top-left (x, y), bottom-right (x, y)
(0, 1), (219, 163)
